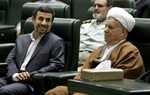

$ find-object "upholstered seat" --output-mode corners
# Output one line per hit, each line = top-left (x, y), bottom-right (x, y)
(112, 0), (133, 8)
(0, 0), (9, 24)
(0, 43), (15, 76)
(86, 7), (138, 19)
(70, 0), (92, 22)
(21, 2), (70, 34)
(127, 18), (150, 71)
(59, 0), (71, 5)
(0, 25), (16, 43)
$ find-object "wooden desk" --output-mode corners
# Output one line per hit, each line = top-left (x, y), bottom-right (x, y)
(68, 79), (150, 95)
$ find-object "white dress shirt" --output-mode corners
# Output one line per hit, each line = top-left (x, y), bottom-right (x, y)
(95, 39), (126, 69)
(80, 19), (106, 52)
(13, 33), (44, 81)
(20, 33), (44, 71)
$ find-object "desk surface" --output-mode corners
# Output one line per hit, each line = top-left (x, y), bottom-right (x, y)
(68, 79), (150, 95)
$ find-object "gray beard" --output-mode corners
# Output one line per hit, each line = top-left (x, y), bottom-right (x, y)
(93, 13), (106, 22)
(93, 13), (102, 20)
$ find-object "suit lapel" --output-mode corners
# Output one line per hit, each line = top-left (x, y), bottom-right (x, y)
(29, 32), (50, 60)
(18, 35), (32, 67)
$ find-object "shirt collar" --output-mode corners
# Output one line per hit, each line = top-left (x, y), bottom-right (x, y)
(30, 32), (44, 41)
(107, 39), (126, 49)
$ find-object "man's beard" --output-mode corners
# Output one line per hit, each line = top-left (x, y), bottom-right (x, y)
(36, 25), (48, 35)
(93, 13), (105, 21)
(39, 30), (48, 35)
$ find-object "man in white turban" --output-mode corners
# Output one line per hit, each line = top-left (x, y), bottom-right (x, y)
(107, 7), (135, 32)
(44, 7), (145, 95)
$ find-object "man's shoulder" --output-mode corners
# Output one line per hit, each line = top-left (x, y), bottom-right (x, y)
(117, 41), (138, 51)
(82, 19), (93, 24)
(47, 32), (63, 41)
(17, 34), (30, 39)
(81, 19), (97, 27)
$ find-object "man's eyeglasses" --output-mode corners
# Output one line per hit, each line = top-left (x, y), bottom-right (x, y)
(93, 4), (106, 8)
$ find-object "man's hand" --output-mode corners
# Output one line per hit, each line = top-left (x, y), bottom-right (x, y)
(14, 71), (31, 82)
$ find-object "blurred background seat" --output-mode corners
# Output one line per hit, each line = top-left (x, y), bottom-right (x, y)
(20, 2), (70, 34)
(0, 0), (9, 25)
(86, 6), (138, 20)
(0, 43), (15, 77)
(6, 0), (33, 26)
(112, 0), (133, 8)
(0, 25), (16, 43)
(70, 0), (92, 22)
(59, 0), (71, 5)
(127, 18), (150, 72)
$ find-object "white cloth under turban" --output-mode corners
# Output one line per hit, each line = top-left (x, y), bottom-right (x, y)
(107, 7), (135, 32)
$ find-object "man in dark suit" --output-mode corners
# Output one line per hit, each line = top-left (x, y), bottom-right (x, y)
(134, 0), (150, 18)
(0, 5), (65, 95)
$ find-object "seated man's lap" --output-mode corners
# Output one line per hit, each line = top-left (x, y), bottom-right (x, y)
(44, 86), (88, 95)
(44, 86), (70, 95)
(0, 78), (32, 94)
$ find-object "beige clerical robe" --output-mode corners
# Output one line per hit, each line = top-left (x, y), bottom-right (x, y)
(75, 40), (145, 80)
(44, 40), (145, 95)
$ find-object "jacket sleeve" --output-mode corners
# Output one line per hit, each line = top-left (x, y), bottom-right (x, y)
(5, 45), (19, 79)
(30, 38), (65, 77)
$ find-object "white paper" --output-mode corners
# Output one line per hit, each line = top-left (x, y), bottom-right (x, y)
(94, 60), (111, 70)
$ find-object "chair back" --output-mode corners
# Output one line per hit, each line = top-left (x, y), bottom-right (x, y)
(59, 0), (71, 5)
(86, 7), (138, 19)
(91, 0), (134, 8)
(21, 2), (70, 34)
(113, 0), (133, 8)
(22, 17), (81, 71)
(0, 43), (15, 76)
(127, 18), (150, 71)
(71, 0), (92, 21)
(0, 0), (9, 24)
(0, 25), (16, 43)
(0, 43), (14, 62)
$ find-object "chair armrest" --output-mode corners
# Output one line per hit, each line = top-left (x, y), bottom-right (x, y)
(33, 71), (78, 95)
(32, 73), (49, 95)
(45, 71), (78, 88)
(0, 62), (7, 77)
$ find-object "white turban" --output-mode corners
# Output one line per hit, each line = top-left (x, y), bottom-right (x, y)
(107, 7), (135, 32)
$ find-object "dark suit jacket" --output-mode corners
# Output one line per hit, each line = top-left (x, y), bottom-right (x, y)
(5, 31), (65, 81)
(135, 0), (150, 18)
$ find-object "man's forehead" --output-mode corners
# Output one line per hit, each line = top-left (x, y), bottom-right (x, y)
(37, 11), (52, 16)
(94, 0), (107, 5)
(37, 11), (52, 18)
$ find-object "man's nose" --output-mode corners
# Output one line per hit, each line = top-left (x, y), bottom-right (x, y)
(41, 19), (46, 25)
(104, 27), (108, 32)
(94, 5), (99, 9)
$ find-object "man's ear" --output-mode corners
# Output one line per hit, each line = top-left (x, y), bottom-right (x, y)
(122, 28), (128, 38)
(32, 16), (35, 24)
